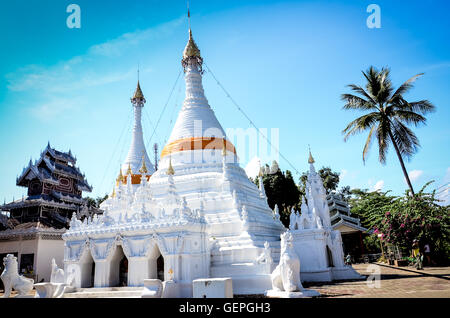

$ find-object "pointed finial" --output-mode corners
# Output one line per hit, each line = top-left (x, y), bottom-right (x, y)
(111, 187), (116, 198)
(187, 0), (191, 30)
(116, 166), (124, 185)
(139, 155), (148, 174)
(308, 145), (315, 164)
(126, 163), (132, 175)
(167, 156), (175, 175)
(258, 165), (264, 177)
(183, 29), (201, 60)
(131, 80), (146, 104)
(182, 20), (203, 72)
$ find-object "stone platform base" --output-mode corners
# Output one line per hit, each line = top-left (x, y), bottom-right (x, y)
(331, 266), (365, 280)
(265, 289), (320, 298)
(63, 287), (144, 298)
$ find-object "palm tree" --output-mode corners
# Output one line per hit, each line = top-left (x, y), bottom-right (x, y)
(341, 66), (435, 196)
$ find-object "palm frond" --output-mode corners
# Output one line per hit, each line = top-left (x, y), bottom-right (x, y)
(376, 119), (390, 164)
(377, 68), (393, 105)
(392, 110), (426, 126)
(342, 112), (380, 141)
(341, 93), (378, 111)
(407, 100), (436, 114)
(362, 125), (376, 164)
(346, 84), (377, 105)
(362, 67), (382, 99)
(391, 119), (420, 160)
(388, 73), (424, 103)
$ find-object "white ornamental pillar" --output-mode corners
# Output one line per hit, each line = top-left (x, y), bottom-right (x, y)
(127, 257), (151, 286)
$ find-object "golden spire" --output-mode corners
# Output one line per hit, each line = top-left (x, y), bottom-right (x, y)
(258, 165), (264, 177)
(139, 155), (148, 174)
(222, 139), (227, 157)
(183, 29), (201, 60)
(111, 187), (116, 198)
(308, 150), (315, 164)
(126, 163), (133, 175)
(116, 167), (124, 185)
(131, 80), (146, 104)
(167, 156), (175, 175)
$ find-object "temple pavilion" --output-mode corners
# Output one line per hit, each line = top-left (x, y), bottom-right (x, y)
(0, 144), (92, 284)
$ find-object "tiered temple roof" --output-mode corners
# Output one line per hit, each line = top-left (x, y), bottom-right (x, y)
(327, 193), (366, 233)
(1, 143), (93, 228)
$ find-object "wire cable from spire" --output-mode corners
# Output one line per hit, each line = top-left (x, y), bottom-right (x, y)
(204, 63), (301, 176)
(145, 70), (182, 150)
(98, 107), (133, 195)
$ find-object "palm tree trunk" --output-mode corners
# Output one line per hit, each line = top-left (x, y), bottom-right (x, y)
(387, 130), (415, 196)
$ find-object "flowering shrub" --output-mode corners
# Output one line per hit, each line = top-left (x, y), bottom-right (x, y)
(350, 181), (450, 264)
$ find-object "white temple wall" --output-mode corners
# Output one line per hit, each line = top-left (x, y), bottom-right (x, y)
(291, 229), (333, 282)
(0, 238), (38, 276)
(330, 230), (345, 268)
(35, 238), (64, 283)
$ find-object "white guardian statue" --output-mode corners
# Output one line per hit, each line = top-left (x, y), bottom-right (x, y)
(50, 258), (65, 284)
(267, 231), (320, 298)
(270, 231), (302, 292)
(1, 254), (34, 298)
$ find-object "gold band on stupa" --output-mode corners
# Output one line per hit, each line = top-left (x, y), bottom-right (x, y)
(161, 137), (236, 159)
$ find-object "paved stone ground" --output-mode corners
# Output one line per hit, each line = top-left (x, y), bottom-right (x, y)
(304, 263), (450, 298)
(1, 263), (449, 298)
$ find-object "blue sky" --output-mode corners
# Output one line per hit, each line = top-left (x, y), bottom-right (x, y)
(0, 0), (449, 204)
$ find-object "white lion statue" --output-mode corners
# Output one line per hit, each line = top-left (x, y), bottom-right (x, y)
(50, 258), (65, 284)
(271, 231), (303, 292)
(1, 254), (34, 298)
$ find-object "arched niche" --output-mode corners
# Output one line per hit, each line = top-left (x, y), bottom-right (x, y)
(147, 242), (164, 281)
(107, 244), (127, 287)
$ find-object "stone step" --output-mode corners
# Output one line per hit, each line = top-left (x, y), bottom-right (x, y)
(63, 287), (143, 298)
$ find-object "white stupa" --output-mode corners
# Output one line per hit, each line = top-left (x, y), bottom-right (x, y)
(63, 28), (285, 297)
(117, 81), (155, 191)
(62, 26), (360, 298)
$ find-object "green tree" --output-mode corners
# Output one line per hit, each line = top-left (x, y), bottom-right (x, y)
(300, 167), (340, 194)
(350, 182), (450, 264)
(84, 194), (108, 209)
(341, 66), (435, 196)
(255, 164), (300, 228)
(96, 194), (109, 207)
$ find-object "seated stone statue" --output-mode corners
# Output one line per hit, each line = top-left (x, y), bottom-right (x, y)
(256, 241), (273, 265)
(1, 254), (34, 298)
(50, 258), (65, 284)
(271, 231), (303, 292)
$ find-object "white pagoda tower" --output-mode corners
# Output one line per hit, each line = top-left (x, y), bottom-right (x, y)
(62, 26), (360, 298)
(118, 81), (155, 191)
(63, 27), (285, 297)
(287, 151), (362, 282)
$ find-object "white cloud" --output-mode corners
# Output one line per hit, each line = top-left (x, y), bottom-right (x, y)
(340, 169), (348, 179)
(372, 180), (384, 192)
(5, 17), (184, 121)
(87, 18), (183, 58)
(245, 156), (261, 179)
(28, 98), (79, 121)
(409, 170), (424, 182)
